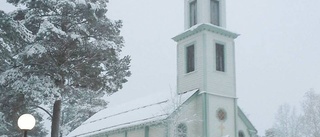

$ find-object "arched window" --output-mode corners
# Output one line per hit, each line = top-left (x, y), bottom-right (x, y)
(177, 123), (187, 137)
(239, 130), (245, 137)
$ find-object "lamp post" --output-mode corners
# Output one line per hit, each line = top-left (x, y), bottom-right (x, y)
(18, 114), (36, 137)
(16, 102), (61, 137)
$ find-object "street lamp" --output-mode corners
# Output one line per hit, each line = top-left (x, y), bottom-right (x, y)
(18, 114), (36, 137)
(16, 101), (61, 137)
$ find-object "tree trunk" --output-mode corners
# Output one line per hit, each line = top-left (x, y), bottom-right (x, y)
(51, 100), (61, 137)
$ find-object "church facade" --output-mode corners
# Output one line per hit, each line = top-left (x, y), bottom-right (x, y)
(67, 0), (258, 137)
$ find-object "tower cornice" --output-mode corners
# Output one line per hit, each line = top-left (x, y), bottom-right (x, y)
(172, 23), (239, 42)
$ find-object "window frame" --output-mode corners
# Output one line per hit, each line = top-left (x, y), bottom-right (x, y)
(186, 44), (195, 73)
(177, 123), (187, 137)
(239, 130), (245, 137)
(189, 0), (197, 27)
(215, 43), (225, 72)
(210, 0), (220, 26)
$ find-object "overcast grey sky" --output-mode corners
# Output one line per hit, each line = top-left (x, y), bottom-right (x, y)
(1, 0), (320, 136)
(106, 0), (320, 135)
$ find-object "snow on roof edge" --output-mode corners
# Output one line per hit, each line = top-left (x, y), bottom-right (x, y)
(73, 114), (168, 137)
(82, 100), (169, 126)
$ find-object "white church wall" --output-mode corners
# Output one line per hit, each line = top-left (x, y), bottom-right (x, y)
(149, 125), (166, 137)
(177, 29), (237, 97)
(207, 94), (236, 137)
(177, 32), (205, 94)
(127, 128), (144, 137)
(109, 133), (125, 137)
(93, 125), (167, 137)
(205, 31), (236, 97)
(167, 94), (204, 137)
(237, 117), (251, 137)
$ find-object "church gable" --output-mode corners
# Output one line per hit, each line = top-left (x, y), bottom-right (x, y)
(167, 90), (204, 137)
(238, 107), (258, 137)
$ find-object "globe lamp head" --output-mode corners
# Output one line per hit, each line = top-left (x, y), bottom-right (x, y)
(18, 114), (36, 130)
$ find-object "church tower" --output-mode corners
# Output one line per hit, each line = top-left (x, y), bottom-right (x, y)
(173, 0), (241, 136)
(173, 0), (238, 97)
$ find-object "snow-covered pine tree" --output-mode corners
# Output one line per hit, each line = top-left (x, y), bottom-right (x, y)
(0, 0), (131, 136)
(0, 10), (48, 136)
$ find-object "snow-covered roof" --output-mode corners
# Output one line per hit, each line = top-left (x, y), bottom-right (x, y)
(66, 90), (198, 137)
(172, 23), (239, 42)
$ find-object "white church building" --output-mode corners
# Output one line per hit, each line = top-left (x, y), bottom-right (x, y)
(67, 0), (258, 137)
